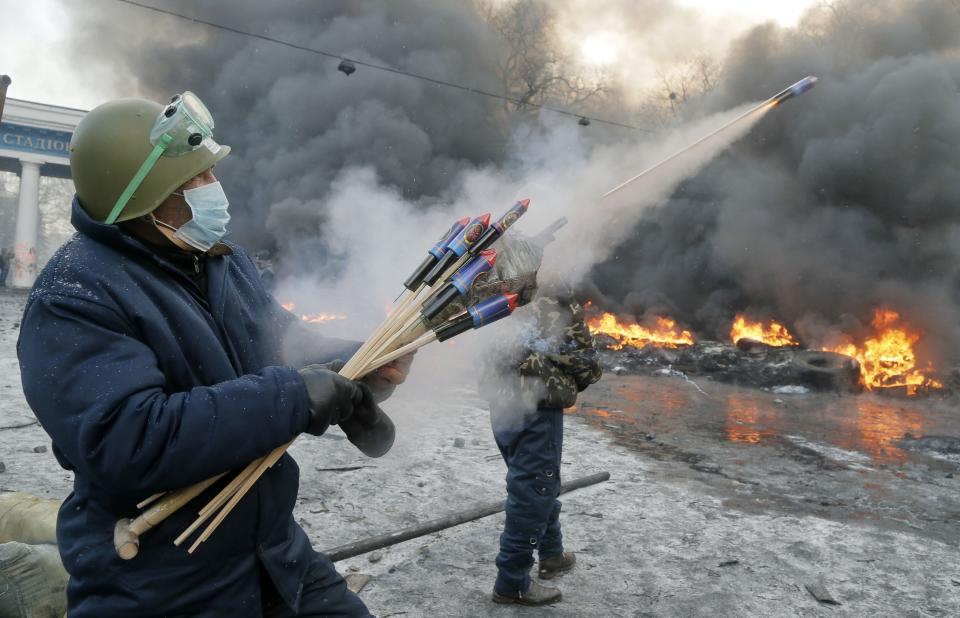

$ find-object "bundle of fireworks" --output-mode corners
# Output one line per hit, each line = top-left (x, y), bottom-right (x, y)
(113, 198), (565, 558)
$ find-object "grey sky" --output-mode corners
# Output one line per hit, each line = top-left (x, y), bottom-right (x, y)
(1, 0), (815, 110)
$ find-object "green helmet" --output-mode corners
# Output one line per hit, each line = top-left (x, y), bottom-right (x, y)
(70, 96), (230, 223)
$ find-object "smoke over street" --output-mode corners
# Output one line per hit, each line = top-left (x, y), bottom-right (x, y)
(59, 1), (960, 373)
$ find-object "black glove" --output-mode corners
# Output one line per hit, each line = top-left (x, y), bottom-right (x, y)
(339, 381), (396, 458)
(298, 364), (396, 457)
(297, 365), (364, 436)
(318, 359), (393, 403)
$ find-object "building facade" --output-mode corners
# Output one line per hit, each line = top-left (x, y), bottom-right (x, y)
(0, 98), (84, 287)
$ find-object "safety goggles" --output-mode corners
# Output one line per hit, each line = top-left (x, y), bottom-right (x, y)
(105, 91), (218, 224)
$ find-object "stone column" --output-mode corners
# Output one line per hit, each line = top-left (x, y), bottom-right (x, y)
(12, 159), (42, 288)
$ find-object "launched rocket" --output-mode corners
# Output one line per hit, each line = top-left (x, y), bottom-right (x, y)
(603, 75), (820, 199)
(770, 76), (818, 105)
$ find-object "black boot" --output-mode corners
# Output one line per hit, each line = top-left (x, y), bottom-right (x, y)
(492, 580), (562, 606)
(538, 552), (576, 580)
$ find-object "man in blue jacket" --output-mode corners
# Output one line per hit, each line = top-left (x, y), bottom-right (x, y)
(17, 92), (411, 617)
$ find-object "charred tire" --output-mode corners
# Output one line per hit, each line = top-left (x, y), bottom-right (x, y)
(791, 351), (861, 392)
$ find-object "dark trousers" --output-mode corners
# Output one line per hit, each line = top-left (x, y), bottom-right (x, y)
(262, 553), (372, 617)
(491, 406), (564, 594)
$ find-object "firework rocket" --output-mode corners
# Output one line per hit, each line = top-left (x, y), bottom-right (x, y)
(472, 199), (530, 254)
(433, 293), (519, 341)
(402, 216), (471, 292)
(422, 213), (492, 286)
(420, 250), (498, 321)
(771, 76), (818, 105)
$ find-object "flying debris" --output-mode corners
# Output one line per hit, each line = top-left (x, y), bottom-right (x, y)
(770, 76), (818, 105)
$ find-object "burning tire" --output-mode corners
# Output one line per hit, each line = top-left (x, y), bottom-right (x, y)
(791, 351), (861, 392)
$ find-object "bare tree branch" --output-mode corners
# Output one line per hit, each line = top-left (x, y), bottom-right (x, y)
(483, 0), (607, 118)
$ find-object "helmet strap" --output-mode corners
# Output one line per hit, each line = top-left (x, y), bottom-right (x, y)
(104, 133), (174, 225)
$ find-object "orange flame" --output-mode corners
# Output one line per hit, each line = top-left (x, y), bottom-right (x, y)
(299, 312), (348, 324)
(280, 301), (347, 324)
(587, 312), (695, 350)
(824, 309), (941, 394)
(730, 314), (798, 347)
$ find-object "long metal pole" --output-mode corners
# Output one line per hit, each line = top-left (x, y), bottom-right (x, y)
(322, 471), (611, 562)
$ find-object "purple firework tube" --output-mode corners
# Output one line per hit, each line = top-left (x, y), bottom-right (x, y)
(473, 198), (530, 255)
(446, 213), (492, 257)
(422, 213), (491, 286)
(420, 250), (498, 321)
(434, 293), (519, 342)
(402, 216), (471, 291)
(430, 216), (471, 260)
(453, 249), (498, 295)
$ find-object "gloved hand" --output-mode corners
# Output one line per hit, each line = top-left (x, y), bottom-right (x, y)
(339, 381), (396, 458)
(297, 365), (364, 436)
(298, 363), (396, 457)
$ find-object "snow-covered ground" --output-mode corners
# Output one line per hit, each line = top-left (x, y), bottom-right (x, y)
(1, 289), (958, 617)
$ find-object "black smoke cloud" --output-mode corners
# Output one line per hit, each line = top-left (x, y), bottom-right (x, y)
(67, 0), (507, 258)
(66, 0), (960, 364)
(590, 0), (960, 361)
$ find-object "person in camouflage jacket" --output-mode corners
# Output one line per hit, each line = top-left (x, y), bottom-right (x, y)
(452, 234), (602, 606)
(506, 293), (602, 409)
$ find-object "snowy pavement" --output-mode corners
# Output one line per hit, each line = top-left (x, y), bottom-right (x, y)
(1, 289), (958, 616)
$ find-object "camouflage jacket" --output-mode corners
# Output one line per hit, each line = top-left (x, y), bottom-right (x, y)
(503, 291), (603, 409)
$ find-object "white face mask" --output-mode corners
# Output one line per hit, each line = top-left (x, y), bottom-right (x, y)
(165, 182), (231, 251)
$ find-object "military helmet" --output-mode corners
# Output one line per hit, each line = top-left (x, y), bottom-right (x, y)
(69, 94), (230, 223)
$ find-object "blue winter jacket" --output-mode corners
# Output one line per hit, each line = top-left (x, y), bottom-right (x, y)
(17, 199), (356, 617)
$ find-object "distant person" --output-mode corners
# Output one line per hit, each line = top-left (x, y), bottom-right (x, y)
(478, 236), (603, 606)
(17, 92), (412, 617)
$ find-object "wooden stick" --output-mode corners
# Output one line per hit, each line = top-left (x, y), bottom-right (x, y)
(188, 439), (294, 552)
(360, 331), (436, 377)
(175, 458), (265, 546)
(136, 492), (166, 510)
(359, 254), (468, 367)
(348, 250), (468, 374)
(113, 472), (226, 559)
(197, 457), (263, 518)
(343, 287), (424, 375)
(370, 310), (427, 361)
